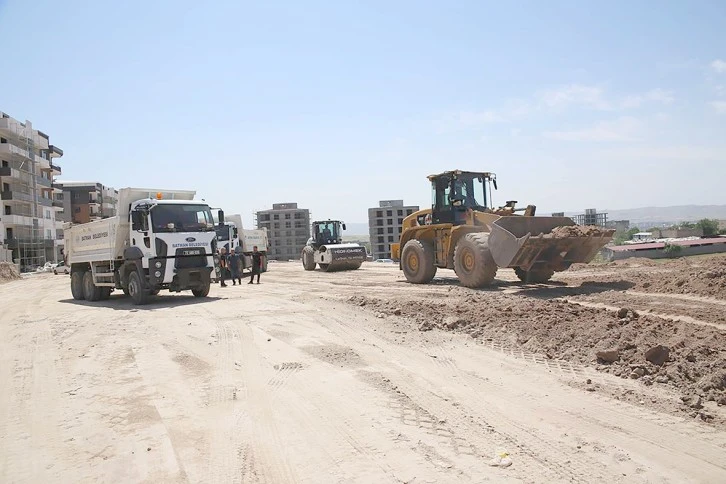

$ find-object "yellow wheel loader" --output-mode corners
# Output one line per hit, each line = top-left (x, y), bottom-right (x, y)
(391, 170), (614, 288)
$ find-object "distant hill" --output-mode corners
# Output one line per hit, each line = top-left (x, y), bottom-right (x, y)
(560, 205), (726, 227)
(343, 205), (726, 235)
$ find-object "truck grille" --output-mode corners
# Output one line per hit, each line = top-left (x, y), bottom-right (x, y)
(175, 248), (207, 269)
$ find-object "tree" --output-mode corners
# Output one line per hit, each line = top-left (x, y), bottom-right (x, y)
(626, 227), (641, 239)
(696, 219), (719, 237)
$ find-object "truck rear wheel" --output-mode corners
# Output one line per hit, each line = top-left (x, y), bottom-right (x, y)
(401, 239), (437, 284)
(82, 271), (102, 301)
(454, 233), (497, 288)
(302, 246), (316, 271)
(514, 267), (555, 284)
(99, 287), (112, 300)
(71, 271), (85, 300)
(192, 281), (210, 297)
(127, 270), (149, 305)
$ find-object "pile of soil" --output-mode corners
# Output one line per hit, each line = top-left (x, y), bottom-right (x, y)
(347, 291), (726, 415)
(546, 225), (614, 238)
(568, 255), (726, 299)
(0, 262), (21, 284)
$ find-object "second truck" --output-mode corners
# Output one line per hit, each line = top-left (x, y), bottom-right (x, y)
(64, 188), (220, 305)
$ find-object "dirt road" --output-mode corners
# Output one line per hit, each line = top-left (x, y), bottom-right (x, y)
(2, 262), (726, 483)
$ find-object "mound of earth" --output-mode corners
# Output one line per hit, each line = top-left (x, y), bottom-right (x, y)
(0, 262), (21, 284)
(347, 291), (726, 412)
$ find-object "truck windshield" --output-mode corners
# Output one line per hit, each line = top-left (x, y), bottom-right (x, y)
(151, 204), (215, 232)
(215, 225), (230, 241)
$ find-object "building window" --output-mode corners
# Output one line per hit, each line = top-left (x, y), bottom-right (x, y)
(388, 236), (394, 242)
(398, 218), (403, 224)
(377, 228), (383, 234)
(285, 213), (291, 219)
(387, 219), (393, 225)
(378, 236), (384, 243)
(45, 210), (50, 219)
(285, 221), (291, 228)
(397, 210), (403, 216)
(376, 210), (382, 217)
(273, 214), (279, 220)
(387, 227), (393, 233)
(386, 210), (392, 216)
(46, 229), (52, 239)
(1, 160), (7, 167)
(376, 220), (383, 226)
(377, 245), (385, 252)
(4, 206), (10, 215)
(406, 209), (413, 215)
(274, 222), (280, 229)
(287, 230), (292, 236)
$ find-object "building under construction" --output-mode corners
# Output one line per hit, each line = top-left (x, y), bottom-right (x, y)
(0, 111), (63, 271)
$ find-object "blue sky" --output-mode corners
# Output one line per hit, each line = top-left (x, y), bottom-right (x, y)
(1, 0), (724, 229)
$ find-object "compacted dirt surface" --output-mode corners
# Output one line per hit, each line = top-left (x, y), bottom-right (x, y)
(2, 256), (726, 483)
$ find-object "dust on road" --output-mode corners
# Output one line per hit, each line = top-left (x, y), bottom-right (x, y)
(1, 257), (726, 483)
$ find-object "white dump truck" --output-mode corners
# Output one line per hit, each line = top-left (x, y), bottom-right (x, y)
(64, 188), (221, 305)
(214, 213), (269, 272)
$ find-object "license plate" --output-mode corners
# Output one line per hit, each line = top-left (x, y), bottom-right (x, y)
(183, 249), (201, 256)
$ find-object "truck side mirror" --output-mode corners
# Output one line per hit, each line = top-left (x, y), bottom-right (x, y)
(342, 223), (346, 231)
(493, 179), (498, 190)
(218, 209), (225, 224)
(233, 228), (238, 238)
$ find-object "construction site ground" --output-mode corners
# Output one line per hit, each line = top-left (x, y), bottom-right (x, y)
(2, 255), (726, 483)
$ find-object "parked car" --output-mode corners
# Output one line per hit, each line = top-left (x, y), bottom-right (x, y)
(53, 263), (70, 275)
(375, 258), (394, 263)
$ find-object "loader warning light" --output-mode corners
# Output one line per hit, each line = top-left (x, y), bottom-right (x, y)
(156, 192), (163, 200)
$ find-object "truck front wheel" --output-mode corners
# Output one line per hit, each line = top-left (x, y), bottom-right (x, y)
(128, 271), (149, 305)
(192, 281), (210, 298)
(71, 271), (85, 300)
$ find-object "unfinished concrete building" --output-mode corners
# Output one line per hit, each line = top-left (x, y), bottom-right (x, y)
(368, 200), (419, 260)
(256, 203), (311, 260)
(0, 111), (63, 270)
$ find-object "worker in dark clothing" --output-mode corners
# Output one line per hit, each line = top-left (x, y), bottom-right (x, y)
(228, 248), (242, 285)
(218, 247), (228, 287)
(249, 245), (264, 284)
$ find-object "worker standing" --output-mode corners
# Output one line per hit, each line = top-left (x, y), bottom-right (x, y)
(218, 247), (228, 287)
(228, 248), (242, 285)
(249, 245), (264, 284)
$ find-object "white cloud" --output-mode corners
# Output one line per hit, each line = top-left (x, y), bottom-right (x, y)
(543, 117), (641, 142)
(538, 84), (674, 111)
(539, 84), (610, 110)
(711, 59), (726, 74)
(711, 101), (726, 113)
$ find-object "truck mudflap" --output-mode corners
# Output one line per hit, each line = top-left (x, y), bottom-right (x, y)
(487, 217), (615, 271)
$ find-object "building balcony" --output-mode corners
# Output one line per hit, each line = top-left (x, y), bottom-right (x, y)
(1, 214), (35, 226)
(48, 145), (63, 158)
(5, 238), (56, 249)
(52, 199), (63, 208)
(37, 176), (52, 188)
(1, 190), (34, 203)
(50, 162), (61, 174)
(0, 166), (21, 179)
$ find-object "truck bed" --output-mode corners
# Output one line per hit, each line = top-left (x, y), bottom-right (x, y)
(65, 217), (126, 264)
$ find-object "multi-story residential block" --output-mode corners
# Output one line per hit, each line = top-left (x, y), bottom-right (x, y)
(368, 200), (419, 260)
(0, 111), (63, 270)
(256, 203), (310, 260)
(54, 181), (118, 224)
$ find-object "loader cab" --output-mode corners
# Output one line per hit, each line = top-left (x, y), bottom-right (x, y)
(311, 220), (345, 247)
(429, 171), (496, 225)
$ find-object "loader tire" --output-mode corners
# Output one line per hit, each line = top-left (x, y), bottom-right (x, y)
(401, 239), (437, 284)
(83, 271), (102, 301)
(454, 233), (497, 288)
(71, 271), (85, 300)
(302, 246), (316, 271)
(192, 281), (210, 298)
(127, 270), (149, 305)
(514, 267), (555, 284)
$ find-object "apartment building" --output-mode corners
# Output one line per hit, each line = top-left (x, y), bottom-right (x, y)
(55, 181), (118, 224)
(368, 200), (419, 260)
(256, 203), (310, 261)
(0, 111), (63, 270)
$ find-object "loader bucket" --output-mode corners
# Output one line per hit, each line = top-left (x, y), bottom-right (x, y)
(487, 216), (615, 271)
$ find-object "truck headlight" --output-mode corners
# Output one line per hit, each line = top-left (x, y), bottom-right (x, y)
(154, 271), (162, 278)
(155, 261), (162, 268)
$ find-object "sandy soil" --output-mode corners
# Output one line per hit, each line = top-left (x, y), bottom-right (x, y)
(1, 259), (726, 483)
